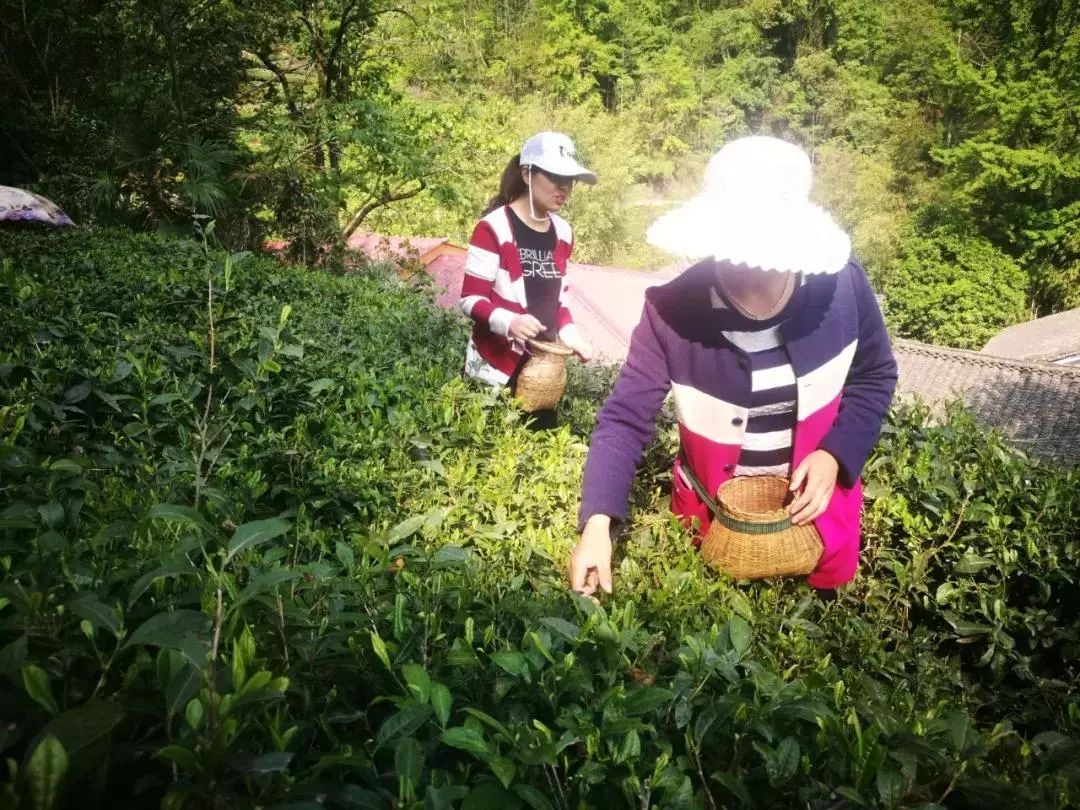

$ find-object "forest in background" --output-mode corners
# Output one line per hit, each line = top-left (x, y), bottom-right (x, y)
(1, 0), (1078, 349)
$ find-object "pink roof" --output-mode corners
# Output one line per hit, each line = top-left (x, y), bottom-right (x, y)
(346, 233), (448, 263)
(426, 253), (468, 309)
(565, 262), (677, 361)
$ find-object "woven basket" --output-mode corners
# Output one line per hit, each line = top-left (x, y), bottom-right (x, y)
(515, 339), (573, 412)
(699, 475), (823, 580)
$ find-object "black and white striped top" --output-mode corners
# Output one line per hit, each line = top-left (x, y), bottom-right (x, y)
(711, 281), (800, 477)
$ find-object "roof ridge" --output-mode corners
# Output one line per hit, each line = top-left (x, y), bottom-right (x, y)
(894, 339), (1080, 377)
(565, 287), (630, 344)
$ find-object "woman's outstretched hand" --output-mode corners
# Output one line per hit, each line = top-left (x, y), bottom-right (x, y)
(788, 449), (839, 525)
(562, 332), (594, 362)
(569, 514), (613, 598)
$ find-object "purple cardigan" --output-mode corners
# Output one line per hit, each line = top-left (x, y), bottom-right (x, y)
(579, 258), (898, 588)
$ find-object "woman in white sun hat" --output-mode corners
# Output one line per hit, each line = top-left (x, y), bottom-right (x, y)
(460, 131), (596, 428)
(570, 135), (898, 597)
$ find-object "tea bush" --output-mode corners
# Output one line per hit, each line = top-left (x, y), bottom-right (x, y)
(1, 228), (1078, 809)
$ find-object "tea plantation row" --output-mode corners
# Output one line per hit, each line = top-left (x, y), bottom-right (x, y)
(1, 229), (1078, 809)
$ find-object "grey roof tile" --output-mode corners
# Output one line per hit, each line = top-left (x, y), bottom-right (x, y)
(895, 339), (1080, 463)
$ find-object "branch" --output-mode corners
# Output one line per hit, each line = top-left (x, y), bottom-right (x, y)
(299, 11), (318, 43)
(341, 179), (426, 239)
(182, 0), (227, 25)
(252, 50), (303, 119)
(374, 6), (420, 26)
(329, 0), (365, 65)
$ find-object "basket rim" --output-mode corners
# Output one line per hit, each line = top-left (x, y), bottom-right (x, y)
(526, 338), (574, 356)
(716, 475), (791, 522)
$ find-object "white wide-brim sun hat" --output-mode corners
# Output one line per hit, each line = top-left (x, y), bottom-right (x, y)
(646, 136), (851, 275)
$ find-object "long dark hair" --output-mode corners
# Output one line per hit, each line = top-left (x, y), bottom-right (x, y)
(482, 155), (528, 215)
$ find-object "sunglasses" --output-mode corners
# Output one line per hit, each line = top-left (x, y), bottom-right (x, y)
(534, 167), (576, 187)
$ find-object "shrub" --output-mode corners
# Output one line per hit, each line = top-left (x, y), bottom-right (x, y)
(0, 228), (1078, 808)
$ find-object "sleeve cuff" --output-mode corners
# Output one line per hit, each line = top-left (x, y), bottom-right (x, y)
(577, 491), (628, 533)
(816, 436), (857, 488)
(488, 307), (516, 337)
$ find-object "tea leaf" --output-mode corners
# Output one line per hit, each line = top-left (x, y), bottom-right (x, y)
(34, 700), (125, 768)
(225, 518), (290, 563)
(127, 558), (197, 608)
(68, 595), (121, 638)
(0, 635), (28, 677)
(166, 664), (202, 719)
(370, 630), (392, 671)
(462, 708), (511, 739)
(876, 767), (905, 805)
(514, 784), (555, 810)
(335, 541), (355, 569)
(22, 665), (60, 716)
(490, 651), (530, 681)
(432, 545), (469, 568)
(431, 682), (453, 726)
(146, 503), (215, 536)
(774, 738), (799, 783)
(539, 617), (579, 641)
(394, 737), (424, 786)
(728, 615), (752, 655)
(487, 754), (515, 788)
(234, 569), (302, 607)
(954, 554), (995, 574)
(375, 705), (432, 749)
(231, 752), (293, 774)
(386, 515), (425, 544)
(26, 735), (68, 810)
(402, 663), (432, 704)
(710, 770), (752, 805)
(622, 687), (673, 717)
(160, 745), (199, 773)
(439, 727), (489, 756)
(185, 698), (204, 731)
(126, 610), (208, 649)
(332, 785), (387, 809)
(462, 783), (516, 809)
(947, 711), (969, 752)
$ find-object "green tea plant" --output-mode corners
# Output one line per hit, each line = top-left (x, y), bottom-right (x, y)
(1, 228), (1078, 809)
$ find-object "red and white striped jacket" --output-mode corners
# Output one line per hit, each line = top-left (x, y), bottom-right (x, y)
(460, 206), (582, 385)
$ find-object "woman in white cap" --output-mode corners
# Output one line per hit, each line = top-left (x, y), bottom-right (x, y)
(460, 131), (596, 428)
(570, 135), (898, 597)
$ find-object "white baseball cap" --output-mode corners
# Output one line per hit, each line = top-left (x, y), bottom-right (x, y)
(520, 132), (597, 185)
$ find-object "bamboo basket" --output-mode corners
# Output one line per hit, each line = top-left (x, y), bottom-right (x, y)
(515, 339), (573, 412)
(699, 475), (823, 580)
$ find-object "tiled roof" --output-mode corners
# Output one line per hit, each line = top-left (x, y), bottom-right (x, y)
(894, 339), (1080, 463)
(565, 262), (677, 361)
(982, 307), (1080, 362)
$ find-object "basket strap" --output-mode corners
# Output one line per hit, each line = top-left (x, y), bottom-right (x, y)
(678, 452), (794, 535)
(713, 511), (794, 535)
(678, 452), (718, 514)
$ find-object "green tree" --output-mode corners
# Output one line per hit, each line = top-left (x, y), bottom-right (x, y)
(882, 227), (1028, 349)
(0, 0), (254, 231)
